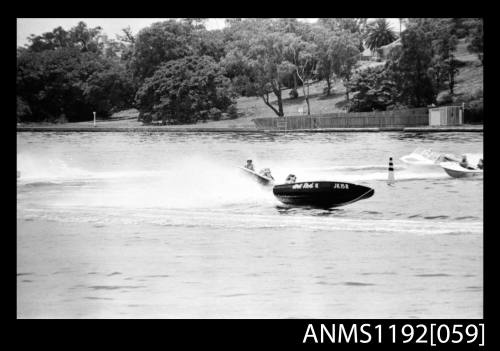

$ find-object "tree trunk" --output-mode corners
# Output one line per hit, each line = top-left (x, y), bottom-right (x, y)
(296, 68), (311, 115)
(275, 86), (284, 116)
(261, 91), (283, 117)
(301, 80), (311, 115)
(326, 78), (331, 96)
(449, 71), (454, 95)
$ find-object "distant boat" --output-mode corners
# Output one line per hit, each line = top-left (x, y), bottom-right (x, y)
(239, 166), (274, 186)
(440, 162), (483, 178)
(400, 147), (460, 167)
(273, 181), (374, 208)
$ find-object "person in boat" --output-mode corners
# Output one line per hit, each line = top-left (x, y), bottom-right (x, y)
(244, 159), (255, 171)
(459, 155), (476, 170)
(437, 153), (459, 163)
(285, 174), (297, 184)
(259, 168), (274, 180)
(477, 158), (483, 170)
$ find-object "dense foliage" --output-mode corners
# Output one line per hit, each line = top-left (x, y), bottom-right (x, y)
(17, 18), (483, 122)
(135, 55), (235, 124)
(17, 47), (135, 122)
(348, 65), (398, 111)
(17, 22), (136, 122)
(365, 19), (397, 51)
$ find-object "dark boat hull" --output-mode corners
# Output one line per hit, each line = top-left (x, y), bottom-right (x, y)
(273, 181), (374, 208)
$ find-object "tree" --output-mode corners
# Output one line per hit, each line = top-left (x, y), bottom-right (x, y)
(318, 18), (368, 51)
(26, 22), (103, 53)
(465, 18), (483, 64)
(117, 26), (135, 45)
(386, 25), (437, 107)
(17, 47), (135, 122)
(17, 96), (31, 122)
(69, 21), (103, 53)
(135, 55), (235, 124)
(348, 65), (398, 111)
(283, 34), (317, 114)
(309, 26), (336, 95)
(83, 65), (136, 116)
(222, 23), (293, 117)
(365, 19), (397, 52)
(329, 31), (360, 101)
(27, 26), (71, 52)
(191, 29), (227, 62)
(129, 20), (195, 82)
(432, 19), (460, 95)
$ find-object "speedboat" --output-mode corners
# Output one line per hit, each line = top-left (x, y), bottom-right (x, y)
(273, 181), (374, 208)
(400, 148), (460, 167)
(440, 162), (483, 178)
(239, 166), (274, 186)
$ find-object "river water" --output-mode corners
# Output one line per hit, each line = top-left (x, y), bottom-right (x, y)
(17, 131), (483, 318)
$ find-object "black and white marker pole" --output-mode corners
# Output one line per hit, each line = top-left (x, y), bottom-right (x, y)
(387, 157), (395, 185)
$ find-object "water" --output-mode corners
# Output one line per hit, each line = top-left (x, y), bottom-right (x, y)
(17, 132), (483, 318)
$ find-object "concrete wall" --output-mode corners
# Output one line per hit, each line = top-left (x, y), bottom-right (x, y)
(253, 108), (429, 130)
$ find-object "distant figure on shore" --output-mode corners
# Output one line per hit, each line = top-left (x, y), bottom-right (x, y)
(259, 168), (274, 180)
(285, 174), (297, 184)
(477, 158), (483, 170)
(17, 170), (20, 179)
(244, 159), (254, 171)
(459, 155), (475, 170)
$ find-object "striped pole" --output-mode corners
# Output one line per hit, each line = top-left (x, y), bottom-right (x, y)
(387, 157), (395, 185)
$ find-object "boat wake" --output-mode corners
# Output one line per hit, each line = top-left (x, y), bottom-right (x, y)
(17, 206), (482, 236)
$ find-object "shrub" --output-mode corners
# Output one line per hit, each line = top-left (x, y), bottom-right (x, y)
(17, 96), (31, 122)
(464, 100), (483, 124)
(289, 88), (299, 99)
(227, 104), (239, 119)
(437, 92), (453, 105)
(209, 107), (222, 121)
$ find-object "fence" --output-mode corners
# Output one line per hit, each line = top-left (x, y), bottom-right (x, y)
(253, 108), (429, 130)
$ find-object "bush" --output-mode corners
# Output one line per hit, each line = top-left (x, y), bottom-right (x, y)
(437, 92), (453, 105)
(289, 88), (299, 99)
(464, 100), (483, 124)
(16, 96), (31, 122)
(209, 107), (222, 121)
(55, 114), (68, 124)
(227, 104), (239, 119)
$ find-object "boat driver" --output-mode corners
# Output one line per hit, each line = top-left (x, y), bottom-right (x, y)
(459, 155), (475, 170)
(259, 168), (274, 180)
(245, 159), (255, 171)
(477, 158), (483, 170)
(285, 174), (297, 184)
